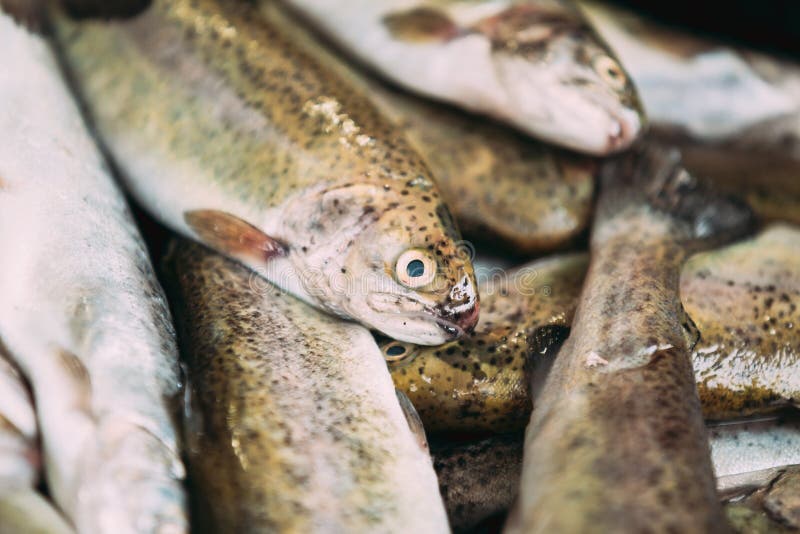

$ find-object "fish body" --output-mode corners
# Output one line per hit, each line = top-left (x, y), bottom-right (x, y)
(282, 0), (644, 154)
(52, 0), (478, 345)
(507, 144), (751, 533)
(0, 12), (186, 533)
(0, 353), (73, 534)
(164, 240), (449, 533)
(387, 225), (800, 431)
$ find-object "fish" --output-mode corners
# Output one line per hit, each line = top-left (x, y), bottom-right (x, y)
(280, 0), (645, 155)
(50, 0), (479, 346)
(0, 11), (186, 533)
(261, 0), (597, 254)
(684, 225), (800, 419)
(0, 351), (74, 534)
(386, 253), (587, 434)
(579, 0), (800, 158)
(163, 239), (449, 533)
(432, 416), (800, 531)
(506, 143), (752, 534)
(385, 225), (800, 432)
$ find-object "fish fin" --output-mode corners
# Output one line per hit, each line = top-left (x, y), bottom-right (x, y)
(599, 141), (754, 247)
(395, 389), (429, 453)
(525, 325), (570, 401)
(56, 349), (92, 413)
(679, 307), (701, 352)
(184, 210), (287, 266)
(383, 7), (461, 43)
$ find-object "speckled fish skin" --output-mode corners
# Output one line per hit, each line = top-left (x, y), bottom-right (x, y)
(164, 240), (449, 533)
(386, 225), (800, 431)
(507, 144), (751, 534)
(432, 418), (800, 531)
(385, 253), (587, 434)
(579, 0), (800, 157)
(51, 0), (478, 346)
(0, 352), (74, 534)
(724, 465), (800, 534)
(0, 11), (186, 534)
(432, 434), (523, 532)
(281, 0), (644, 155)
(261, 0), (596, 254)
(684, 225), (800, 420)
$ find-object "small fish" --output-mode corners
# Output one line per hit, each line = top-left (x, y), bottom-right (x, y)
(51, 0), (478, 345)
(507, 143), (751, 534)
(0, 12), (186, 533)
(0, 352), (74, 534)
(386, 253), (587, 433)
(579, 0), (800, 158)
(163, 239), (449, 533)
(263, 0), (596, 254)
(386, 225), (800, 432)
(433, 417), (800, 531)
(281, 0), (645, 154)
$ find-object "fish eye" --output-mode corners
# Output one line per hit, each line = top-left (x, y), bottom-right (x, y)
(592, 55), (627, 91)
(382, 341), (417, 363)
(395, 249), (437, 288)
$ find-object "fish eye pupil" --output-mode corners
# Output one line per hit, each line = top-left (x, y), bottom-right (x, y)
(406, 259), (425, 278)
(386, 345), (406, 356)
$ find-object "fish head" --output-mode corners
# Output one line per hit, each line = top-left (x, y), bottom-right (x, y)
(340, 193), (479, 346)
(482, 6), (645, 154)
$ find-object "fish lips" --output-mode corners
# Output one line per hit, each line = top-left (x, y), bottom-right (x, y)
(366, 292), (479, 345)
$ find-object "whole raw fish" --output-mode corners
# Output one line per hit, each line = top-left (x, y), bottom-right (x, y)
(260, 0), (596, 254)
(281, 0), (645, 154)
(387, 225), (800, 432)
(164, 240), (449, 533)
(433, 417), (800, 531)
(507, 144), (751, 534)
(0, 352), (73, 534)
(0, 11), (186, 533)
(51, 0), (478, 345)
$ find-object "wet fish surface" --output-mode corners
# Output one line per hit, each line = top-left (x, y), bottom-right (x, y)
(0, 351), (73, 534)
(507, 144), (751, 533)
(0, 10), (186, 533)
(51, 0), (478, 345)
(164, 239), (449, 533)
(281, 0), (645, 154)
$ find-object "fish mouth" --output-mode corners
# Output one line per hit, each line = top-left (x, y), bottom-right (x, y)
(435, 299), (480, 339)
(605, 108), (644, 152)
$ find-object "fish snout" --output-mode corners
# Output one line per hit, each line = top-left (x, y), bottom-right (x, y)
(607, 107), (644, 152)
(436, 275), (480, 338)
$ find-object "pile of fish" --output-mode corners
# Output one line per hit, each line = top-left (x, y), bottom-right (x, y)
(0, 0), (798, 532)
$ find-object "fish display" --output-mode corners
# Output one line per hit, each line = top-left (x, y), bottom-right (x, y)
(260, 0), (596, 254)
(0, 352), (73, 534)
(432, 417), (800, 530)
(507, 144), (751, 533)
(164, 239), (449, 533)
(386, 225), (800, 432)
(51, 0), (479, 346)
(0, 10), (186, 533)
(386, 253), (587, 433)
(281, 0), (645, 154)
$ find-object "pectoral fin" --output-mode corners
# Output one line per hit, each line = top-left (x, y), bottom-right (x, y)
(396, 389), (429, 452)
(184, 210), (287, 265)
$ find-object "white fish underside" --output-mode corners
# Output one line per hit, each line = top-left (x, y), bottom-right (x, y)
(0, 12), (186, 534)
